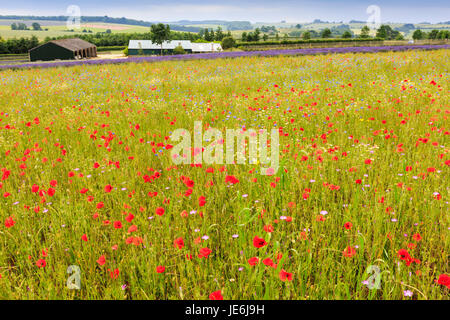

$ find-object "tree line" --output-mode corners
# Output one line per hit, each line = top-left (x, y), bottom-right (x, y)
(0, 36), (39, 54)
(10, 22), (44, 31)
(242, 25), (449, 42)
(412, 29), (449, 40)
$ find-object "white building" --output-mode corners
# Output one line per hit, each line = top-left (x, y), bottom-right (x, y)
(191, 42), (223, 53)
(128, 40), (221, 55)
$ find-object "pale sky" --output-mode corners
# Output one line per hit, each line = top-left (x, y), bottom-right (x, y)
(0, 0), (449, 23)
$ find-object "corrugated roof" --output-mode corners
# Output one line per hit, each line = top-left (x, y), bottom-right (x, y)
(128, 40), (192, 50)
(51, 38), (96, 51)
(191, 43), (223, 52)
(30, 38), (96, 52)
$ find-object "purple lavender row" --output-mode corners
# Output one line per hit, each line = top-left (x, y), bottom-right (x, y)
(1, 44), (449, 71)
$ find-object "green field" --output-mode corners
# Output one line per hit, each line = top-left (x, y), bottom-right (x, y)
(0, 48), (448, 299)
(0, 21), (150, 40)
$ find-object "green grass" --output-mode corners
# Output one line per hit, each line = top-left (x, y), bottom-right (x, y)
(0, 49), (448, 300)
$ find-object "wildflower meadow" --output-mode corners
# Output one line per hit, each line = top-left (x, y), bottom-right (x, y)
(0, 48), (448, 300)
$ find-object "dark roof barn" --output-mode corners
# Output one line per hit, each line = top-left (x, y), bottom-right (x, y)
(29, 38), (97, 62)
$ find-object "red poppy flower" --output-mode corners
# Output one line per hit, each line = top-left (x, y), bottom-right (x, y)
(109, 268), (119, 279)
(198, 196), (206, 207)
(81, 234), (88, 242)
(156, 266), (165, 273)
(36, 259), (46, 268)
(127, 225), (137, 233)
(125, 213), (134, 223)
(47, 188), (55, 197)
(155, 207), (165, 216)
(4, 216), (15, 228)
(225, 175), (239, 184)
(1, 170), (10, 181)
(343, 246), (356, 258)
(279, 269), (293, 281)
(253, 236), (268, 248)
(198, 247), (212, 258)
(104, 185), (113, 193)
(113, 221), (122, 229)
(248, 257), (260, 266)
(344, 222), (353, 230)
(435, 274), (450, 289)
(397, 249), (410, 260)
(263, 258), (275, 267)
(209, 290), (223, 300)
(174, 237), (185, 249)
(97, 255), (106, 266)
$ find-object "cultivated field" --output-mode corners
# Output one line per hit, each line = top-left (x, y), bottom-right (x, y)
(0, 49), (448, 299)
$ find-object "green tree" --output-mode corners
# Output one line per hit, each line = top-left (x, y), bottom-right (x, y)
(253, 28), (261, 42)
(342, 31), (352, 38)
(150, 23), (171, 55)
(302, 31), (311, 40)
(428, 29), (439, 39)
(173, 45), (186, 55)
(30, 35), (39, 48)
(209, 29), (215, 41)
(321, 28), (332, 38)
(412, 29), (424, 40)
(204, 29), (214, 41)
(437, 30), (449, 39)
(11, 23), (18, 30)
(17, 23), (28, 30)
(360, 26), (370, 38)
(221, 36), (236, 49)
(0, 36), (8, 54)
(32, 22), (42, 31)
(215, 27), (224, 41)
(376, 25), (400, 40)
(376, 25), (388, 39)
(262, 34), (269, 41)
(241, 32), (248, 42)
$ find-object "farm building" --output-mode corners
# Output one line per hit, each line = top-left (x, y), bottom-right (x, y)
(191, 42), (222, 53)
(128, 40), (222, 55)
(29, 38), (97, 62)
(128, 40), (193, 55)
